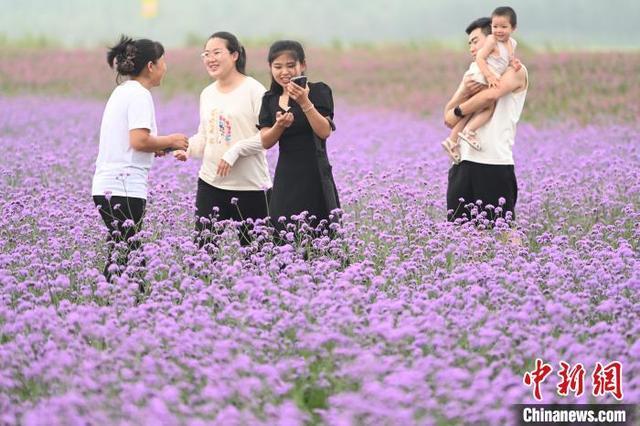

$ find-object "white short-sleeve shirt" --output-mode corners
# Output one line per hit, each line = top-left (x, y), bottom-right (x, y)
(91, 80), (157, 199)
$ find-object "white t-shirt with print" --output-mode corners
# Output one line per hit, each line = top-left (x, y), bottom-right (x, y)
(92, 80), (157, 199)
(187, 76), (272, 191)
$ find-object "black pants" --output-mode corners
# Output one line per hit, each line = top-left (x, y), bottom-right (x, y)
(446, 161), (518, 221)
(93, 195), (146, 281)
(195, 178), (269, 247)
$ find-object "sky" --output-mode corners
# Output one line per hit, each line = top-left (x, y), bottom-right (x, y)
(1, 0), (639, 49)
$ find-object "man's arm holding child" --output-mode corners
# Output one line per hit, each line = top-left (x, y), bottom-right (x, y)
(445, 66), (526, 128)
(443, 79), (484, 128)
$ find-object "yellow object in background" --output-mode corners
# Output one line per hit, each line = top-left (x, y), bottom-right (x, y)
(141, 0), (158, 19)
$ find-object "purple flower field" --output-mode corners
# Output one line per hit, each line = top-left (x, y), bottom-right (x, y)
(1, 95), (639, 425)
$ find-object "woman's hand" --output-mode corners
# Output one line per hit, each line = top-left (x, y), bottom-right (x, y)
(286, 80), (311, 106)
(169, 133), (189, 151)
(275, 111), (294, 128)
(216, 159), (231, 177)
(173, 150), (187, 161)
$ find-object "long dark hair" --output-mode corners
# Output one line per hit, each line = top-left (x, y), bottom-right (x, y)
(209, 31), (246, 75)
(267, 40), (306, 94)
(107, 35), (165, 84)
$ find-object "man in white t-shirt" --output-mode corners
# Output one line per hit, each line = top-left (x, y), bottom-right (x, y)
(443, 17), (528, 222)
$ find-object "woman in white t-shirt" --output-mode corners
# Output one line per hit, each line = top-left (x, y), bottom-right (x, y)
(92, 35), (189, 282)
(174, 32), (271, 248)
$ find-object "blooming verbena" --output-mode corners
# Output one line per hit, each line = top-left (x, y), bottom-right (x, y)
(2, 48), (639, 124)
(0, 96), (638, 425)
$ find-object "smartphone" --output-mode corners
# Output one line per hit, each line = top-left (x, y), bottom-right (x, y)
(290, 75), (307, 88)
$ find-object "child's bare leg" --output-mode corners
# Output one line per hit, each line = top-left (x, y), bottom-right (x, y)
(441, 115), (471, 164)
(458, 101), (496, 150)
(465, 101), (496, 133)
(448, 115), (471, 141)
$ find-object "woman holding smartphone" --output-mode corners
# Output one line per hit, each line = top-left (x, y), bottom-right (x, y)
(174, 32), (271, 248)
(92, 35), (189, 281)
(259, 40), (340, 237)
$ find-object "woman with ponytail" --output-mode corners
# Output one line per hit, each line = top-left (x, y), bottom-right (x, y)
(174, 32), (271, 248)
(92, 35), (189, 282)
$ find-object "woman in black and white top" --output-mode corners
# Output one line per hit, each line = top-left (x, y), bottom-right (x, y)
(92, 35), (188, 281)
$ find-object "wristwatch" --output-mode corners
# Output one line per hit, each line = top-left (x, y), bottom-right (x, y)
(454, 106), (464, 118)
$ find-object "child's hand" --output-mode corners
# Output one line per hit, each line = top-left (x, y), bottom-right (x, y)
(510, 57), (522, 71)
(488, 74), (500, 88)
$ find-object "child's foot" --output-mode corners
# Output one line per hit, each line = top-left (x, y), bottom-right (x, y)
(459, 129), (482, 151)
(441, 137), (461, 164)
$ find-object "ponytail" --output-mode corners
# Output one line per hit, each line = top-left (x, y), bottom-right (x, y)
(209, 31), (246, 75)
(236, 45), (247, 75)
(106, 35), (165, 83)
